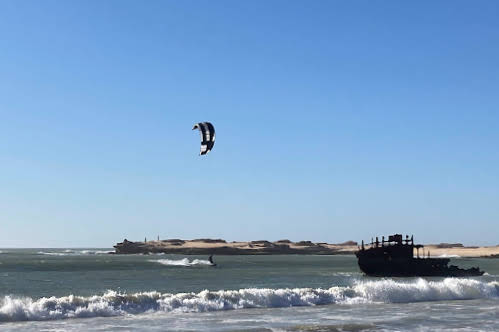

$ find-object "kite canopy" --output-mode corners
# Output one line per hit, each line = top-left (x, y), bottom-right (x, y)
(192, 122), (215, 155)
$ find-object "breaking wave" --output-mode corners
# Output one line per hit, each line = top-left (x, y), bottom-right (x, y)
(0, 278), (497, 322)
(37, 250), (111, 256)
(151, 258), (213, 266)
(37, 252), (67, 256)
(435, 254), (461, 258)
(79, 250), (112, 255)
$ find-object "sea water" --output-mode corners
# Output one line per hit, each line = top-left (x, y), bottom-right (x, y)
(0, 250), (497, 331)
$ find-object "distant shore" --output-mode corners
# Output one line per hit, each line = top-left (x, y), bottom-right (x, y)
(113, 239), (499, 257)
(424, 245), (499, 258)
(113, 239), (358, 255)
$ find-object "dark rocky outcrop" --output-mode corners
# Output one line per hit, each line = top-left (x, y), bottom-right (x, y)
(162, 239), (185, 245)
(483, 254), (499, 258)
(434, 243), (464, 248)
(250, 240), (275, 247)
(337, 241), (358, 246)
(191, 239), (227, 243)
(295, 241), (315, 247)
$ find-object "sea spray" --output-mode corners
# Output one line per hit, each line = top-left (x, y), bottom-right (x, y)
(353, 278), (499, 303)
(435, 254), (461, 258)
(151, 258), (213, 266)
(0, 278), (497, 322)
(37, 250), (111, 256)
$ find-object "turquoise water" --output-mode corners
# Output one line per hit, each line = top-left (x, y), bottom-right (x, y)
(0, 249), (498, 331)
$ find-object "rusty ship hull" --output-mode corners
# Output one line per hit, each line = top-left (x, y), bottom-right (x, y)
(356, 234), (484, 277)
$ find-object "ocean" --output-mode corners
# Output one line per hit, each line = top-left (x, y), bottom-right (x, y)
(0, 249), (497, 331)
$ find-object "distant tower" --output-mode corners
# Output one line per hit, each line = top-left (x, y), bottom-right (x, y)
(145, 237), (147, 243)
(157, 235), (159, 241)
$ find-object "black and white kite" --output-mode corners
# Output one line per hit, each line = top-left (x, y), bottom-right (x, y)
(192, 122), (215, 155)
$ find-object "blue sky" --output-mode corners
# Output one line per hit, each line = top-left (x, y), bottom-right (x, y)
(0, 1), (498, 247)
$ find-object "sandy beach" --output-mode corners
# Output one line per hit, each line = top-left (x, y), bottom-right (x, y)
(425, 245), (499, 258)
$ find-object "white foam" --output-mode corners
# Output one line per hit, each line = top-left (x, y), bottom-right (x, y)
(353, 278), (499, 303)
(79, 250), (111, 255)
(151, 258), (213, 266)
(435, 254), (461, 258)
(37, 250), (111, 256)
(0, 278), (497, 322)
(37, 252), (67, 256)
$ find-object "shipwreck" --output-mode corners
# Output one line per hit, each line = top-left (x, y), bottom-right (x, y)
(356, 234), (484, 277)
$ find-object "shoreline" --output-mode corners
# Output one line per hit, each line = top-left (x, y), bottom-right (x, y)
(113, 239), (499, 257)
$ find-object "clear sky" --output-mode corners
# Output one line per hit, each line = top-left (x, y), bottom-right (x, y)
(1, 1), (498, 247)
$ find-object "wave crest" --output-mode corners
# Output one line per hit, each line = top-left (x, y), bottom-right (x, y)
(0, 278), (497, 322)
(151, 258), (213, 266)
(37, 250), (111, 256)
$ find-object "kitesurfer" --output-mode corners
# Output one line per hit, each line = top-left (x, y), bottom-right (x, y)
(209, 254), (216, 266)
